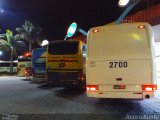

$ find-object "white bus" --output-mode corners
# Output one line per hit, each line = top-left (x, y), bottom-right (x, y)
(86, 22), (157, 99)
(0, 60), (17, 73)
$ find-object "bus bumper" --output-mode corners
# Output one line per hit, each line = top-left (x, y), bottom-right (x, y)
(86, 91), (155, 99)
(33, 77), (47, 82)
(47, 71), (85, 87)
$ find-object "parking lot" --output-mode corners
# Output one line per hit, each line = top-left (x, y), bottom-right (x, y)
(0, 76), (160, 120)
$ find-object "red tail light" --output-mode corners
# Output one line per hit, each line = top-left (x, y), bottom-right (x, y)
(82, 74), (86, 81)
(24, 70), (28, 75)
(25, 52), (31, 57)
(86, 85), (98, 91)
(25, 67), (33, 76)
(142, 85), (157, 91)
(78, 71), (86, 81)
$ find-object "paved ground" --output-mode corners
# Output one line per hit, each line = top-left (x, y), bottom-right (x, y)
(0, 76), (160, 120)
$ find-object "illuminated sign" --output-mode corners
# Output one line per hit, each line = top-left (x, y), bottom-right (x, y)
(67, 22), (77, 37)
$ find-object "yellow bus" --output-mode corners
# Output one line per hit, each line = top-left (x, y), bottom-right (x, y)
(17, 53), (32, 77)
(46, 40), (86, 89)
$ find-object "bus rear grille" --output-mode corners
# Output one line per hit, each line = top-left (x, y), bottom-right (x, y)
(51, 72), (78, 81)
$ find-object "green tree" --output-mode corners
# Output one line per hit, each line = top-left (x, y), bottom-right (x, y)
(0, 34), (10, 51)
(0, 30), (26, 73)
(15, 20), (42, 52)
(6, 29), (14, 73)
(0, 39), (10, 51)
(0, 31), (26, 55)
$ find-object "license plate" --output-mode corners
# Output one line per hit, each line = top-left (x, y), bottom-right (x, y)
(59, 63), (66, 68)
(114, 85), (125, 89)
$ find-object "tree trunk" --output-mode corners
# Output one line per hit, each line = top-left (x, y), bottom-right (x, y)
(29, 41), (32, 52)
(10, 46), (13, 74)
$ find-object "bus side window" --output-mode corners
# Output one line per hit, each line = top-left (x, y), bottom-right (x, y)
(82, 45), (87, 57)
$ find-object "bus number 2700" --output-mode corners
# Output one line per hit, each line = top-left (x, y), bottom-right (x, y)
(109, 61), (128, 68)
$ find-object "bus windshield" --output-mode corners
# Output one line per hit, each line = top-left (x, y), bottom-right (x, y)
(48, 41), (79, 55)
(18, 57), (31, 62)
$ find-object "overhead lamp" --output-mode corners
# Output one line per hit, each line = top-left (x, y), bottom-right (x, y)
(118, 0), (130, 7)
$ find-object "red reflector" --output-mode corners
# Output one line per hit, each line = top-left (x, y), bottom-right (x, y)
(86, 85), (98, 91)
(142, 85), (157, 91)
(93, 29), (99, 33)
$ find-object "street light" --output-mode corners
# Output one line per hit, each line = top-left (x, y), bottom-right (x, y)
(0, 9), (4, 13)
(115, 0), (141, 24)
(0, 51), (3, 56)
(41, 39), (49, 47)
(67, 22), (77, 38)
(118, 0), (130, 7)
(64, 22), (87, 40)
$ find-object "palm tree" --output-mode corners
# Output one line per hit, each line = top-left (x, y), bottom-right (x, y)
(0, 30), (26, 73)
(5, 30), (15, 73)
(0, 39), (10, 52)
(0, 20), (43, 73)
(15, 20), (42, 52)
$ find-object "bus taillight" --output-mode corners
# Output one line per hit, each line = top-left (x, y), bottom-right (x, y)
(86, 85), (99, 91)
(142, 85), (157, 91)
(25, 52), (31, 57)
(24, 70), (28, 75)
(78, 71), (85, 81)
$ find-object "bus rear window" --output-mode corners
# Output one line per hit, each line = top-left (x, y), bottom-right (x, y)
(48, 41), (79, 55)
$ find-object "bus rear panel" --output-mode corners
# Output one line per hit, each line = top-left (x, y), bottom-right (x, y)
(86, 23), (157, 99)
(18, 55), (31, 77)
(46, 40), (86, 89)
(32, 48), (46, 81)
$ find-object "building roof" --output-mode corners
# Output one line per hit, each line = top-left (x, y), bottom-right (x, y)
(122, 4), (160, 26)
(122, 4), (160, 42)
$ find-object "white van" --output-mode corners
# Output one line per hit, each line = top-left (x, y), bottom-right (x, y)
(86, 23), (157, 99)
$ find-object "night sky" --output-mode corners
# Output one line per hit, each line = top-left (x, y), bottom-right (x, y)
(0, 0), (160, 41)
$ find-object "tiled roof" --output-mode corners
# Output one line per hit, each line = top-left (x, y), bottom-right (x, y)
(122, 4), (160, 26)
